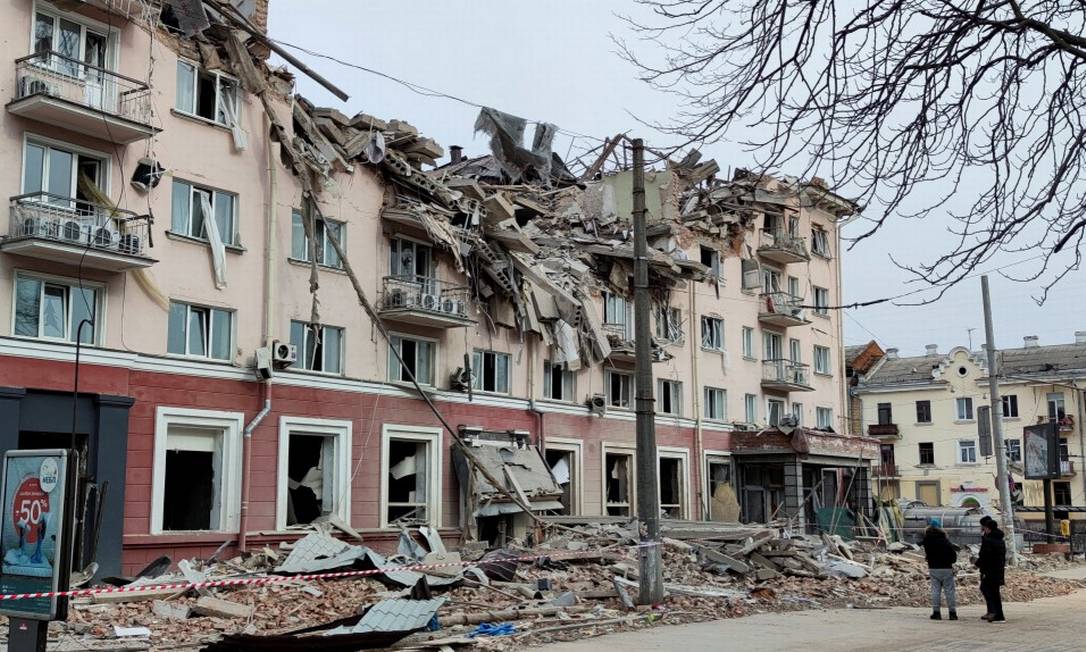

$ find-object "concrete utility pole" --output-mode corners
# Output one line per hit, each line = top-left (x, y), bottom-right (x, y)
(981, 275), (1018, 561)
(631, 138), (664, 604)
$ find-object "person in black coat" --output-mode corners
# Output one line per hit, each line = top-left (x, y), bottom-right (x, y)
(976, 515), (1007, 622)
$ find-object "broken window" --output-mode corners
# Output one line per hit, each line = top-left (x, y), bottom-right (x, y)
(389, 237), (432, 281)
(385, 436), (434, 526)
(699, 245), (720, 279)
(658, 456), (685, 519)
(767, 399), (785, 427)
(811, 226), (830, 257)
(604, 451), (634, 516)
(290, 321), (343, 374)
(175, 60), (240, 127)
(704, 387), (726, 421)
(545, 448), (577, 515)
(285, 433), (336, 526)
(161, 424), (225, 531)
(291, 209), (344, 268)
(605, 369), (633, 408)
(761, 267), (781, 292)
(763, 213), (780, 233)
(602, 292), (630, 338)
(741, 258), (761, 290)
(1006, 438), (1022, 463)
(388, 335), (434, 385)
(14, 274), (99, 344)
(700, 316), (723, 350)
(472, 350), (511, 393)
(655, 305), (682, 341)
(167, 301), (233, 360)
(171, 179), (238, 245)
(543, 360), (574, 401)
(657, 379), (682, 416)
(706, 456), (736, 522)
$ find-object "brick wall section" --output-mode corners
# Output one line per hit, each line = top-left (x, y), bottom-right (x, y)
(250, 0), (269, 32)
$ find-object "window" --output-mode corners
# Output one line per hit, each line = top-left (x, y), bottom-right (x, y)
(389, 238), (433, 279)
(14, 274), (99, 344)
(472, 350), (511, 393)
(604, 448), (635, 516)
(291, 210), (344, 268)
(381, 425), (441, 527)
(761, 267), (781, 292)
(916, 400), (932, 424)
(152, 407), (243, 534)
(787, 276), (800, 298)
(277, 417), (351, 529)
(700, 316), (724, 350)
(816, 407), (834, 429)
(918, 442), (935, 465)
(813, 287), (830, 316)
(388, 335), (434, 385)
(741, 258), (761, 290)
(658, 451), (688, 518)
(813, 345), (831, 374)
(705, 456), (734, 521)
(1048, 392), (1067, 421)
(763, 331), (783, 360)
(657, 380), (682, 416)
(289, 321), (343, 374)
(767, 399), (785, 426)
(1001, 394), (1019, 418)
(606, 369), (633, 408)
(789, 338), (801, 363)
(700, 245), (721, 279)
(23, 140), (105, 206)
(545, 441), (581, 515)
(956, 397), (974, 421)
(791, 402), (803, 425)
(959, 440), (978, 464)
(655, 306), (682, 341)
(741, 326), (755, 358)
(543, 361), (574, 401)
(171, 179), (238, 245)
(176, 60), (239, 126)
(603, 292), (630, 338)
(704, 387), (726, 421)
(811, 226), (830, 257)
(1060, 437), (1070, 462)
(1054, 481), (1072, 507)
(877, 403), (893, 425)
(744, 394), (757, 423)
(1006, 439), (1022, 463)
(880, 443), (896, 466)
(167, 301), (233, 360)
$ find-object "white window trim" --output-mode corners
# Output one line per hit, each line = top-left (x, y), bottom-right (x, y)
(703, 386), (727, 422)
(472, 349), (512, 395)
(175, 57), (241, 127)
(387, 331), (438, 386)
(741, 326), (755, 359)
(290, 320), (345, 375)
(29, 1), (120, 68)
(605, 368), (634, 409)
(657, 446), (691, 520)
(700, 315), (724, 351)
(291, 210), (345, 269)
(766, 398), (786, 426)
(816, 406), (834, 429)
(11, 269), (106, 345)
(702, 449), (732, 519)
(22, 132), (113, 197)
(958, 439), (978, 465)
(544, 437), (583, 516)
(170, 178), (238, 245)
(379, 424), (442, 529)
(601, 442), (636, 516)
(275, 416), (352, 531)
(657, 379), (682, 416)
(543, 360), (576, 403)
(744, 393), (758, 423)
(814, 345), (832, 375)
(151, 406), (244, 535)
(955, 397), (975, 422)
(167, 300), (235, 361)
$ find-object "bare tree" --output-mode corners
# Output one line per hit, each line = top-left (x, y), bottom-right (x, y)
(619, 0), (1086, 300)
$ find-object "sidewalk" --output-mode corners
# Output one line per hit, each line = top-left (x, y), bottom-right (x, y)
(534, 589), (1086, 652)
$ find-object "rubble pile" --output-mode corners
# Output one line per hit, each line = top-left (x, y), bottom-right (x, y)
(27, 523), (1083, 650)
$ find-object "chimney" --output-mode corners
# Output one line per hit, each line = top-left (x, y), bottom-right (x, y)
(1024, 335), (1039, 348)
(925, 344), (938, 355)
(449, 145), (463, 165)
(1076, 331), (1086, 345)
(885, 348), (899, 360)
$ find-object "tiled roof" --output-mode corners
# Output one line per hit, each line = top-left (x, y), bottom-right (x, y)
(998, 342), (1086, 376)
(863, 353), (943, 385)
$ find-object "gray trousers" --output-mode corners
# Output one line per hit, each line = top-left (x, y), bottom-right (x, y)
(930, 568), (957, 611)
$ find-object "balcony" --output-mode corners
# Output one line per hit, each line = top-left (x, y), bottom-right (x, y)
(378, 275), (474, 328)
(8, 51), (158, 144)
(876, 463), (899, 478)
(757, 229), (810, 264)
(757, 291), (810, 327)
(3, 193), (155, 271)
(603, 324), (636, 362)
(1061, 460), (1076, 477)
(868, 423), (900, 439)
(761, 359), (814, 392)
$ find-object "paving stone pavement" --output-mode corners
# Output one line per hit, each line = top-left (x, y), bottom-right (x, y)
(534, 588), (1086, 651)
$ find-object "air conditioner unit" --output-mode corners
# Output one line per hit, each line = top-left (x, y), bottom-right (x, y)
(386, 288), (406, 308)
(61, 220), (84, 243)
(442, 297), (465, 316)
(118, 233), (141, 255)
(20, 75), (56, 98)
(91, 226), (115, 249)
(420, 293), (440, 312)
(587, 394), (607, 417)
(271, 340), (297, 368)
(449, 366), (472, 391)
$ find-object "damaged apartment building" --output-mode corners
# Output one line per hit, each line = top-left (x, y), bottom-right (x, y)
(0, 0), (875, 578)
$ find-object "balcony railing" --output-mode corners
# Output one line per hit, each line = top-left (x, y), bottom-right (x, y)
(758, 291), (809, 327)
(868, 423), (900, 438)
(10, 51), (156, 142)
(1061, 460), (1076, 476)
(757, 229), (810, 263)
(378, 275), (474, 327)
(5, 192), (154, 271)
(761, 359), (813, 391)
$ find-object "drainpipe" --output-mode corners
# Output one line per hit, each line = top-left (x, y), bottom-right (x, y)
(239, 385), (271, 552)
(1077, 381), (1086, 505)
(689, 286), (704, 518)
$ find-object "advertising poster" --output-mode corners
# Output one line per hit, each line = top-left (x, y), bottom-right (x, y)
(1024, 423), (1060, 480)
(0, 450), (70, 620)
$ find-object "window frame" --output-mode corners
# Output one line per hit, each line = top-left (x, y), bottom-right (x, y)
(813, 345), (831, 375)
(1001, 394), (1019, 418)
(601, 443), (637, 516)
(388, 333), (436, 386)
(816, 406), (834, 429)
(657, 379), (682, 416)
(811, 226), (831, 258)
(1006, 438), (1022, 463)
(167, 300), (234, 361)
(916, 400), (932, 424)
(31, 5), (117, 75)
(741, 326), (755, 359)
(955, 397), (975, 421)
(291, 209), (345, 269)
(545, 437), (584, 515)
(958, 439), (978, 465)
(290, 320), (344, 374)
(699, 245), (721, 279)
(605, 368), (634, 408)
(813, 287), (830, 316)
(700, 315), (724, 351)
(543, 360), (575, 402)
(388, 236), (434, 280)
(22, 134), (111, 202)
(877, 402), (893, 425)
(918, 442), (935, 465)
(151, 406), (244, 535)
(602, 292), (631, 339)
(655, 305), (683, 342)
(472, 349), (512, 394)
(766, 398), (786, 426)
(704, 386), (727, 421)
(12, 270), (104, 345)
(175, 58), (241, 127)
(657, 446), (691, 519)
(379, 424), (442, 529)
(744, 393), (757, 423)
(170, 178), (239, 246)
(275, 416), (352, 531)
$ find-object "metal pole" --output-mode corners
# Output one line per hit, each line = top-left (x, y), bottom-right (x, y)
(631, 138), (663, 604)
(1043, 478), (1055, 536)
(981, 275), (1018, 561)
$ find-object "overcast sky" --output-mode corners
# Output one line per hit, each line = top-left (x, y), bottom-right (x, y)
(269, 1), (1086, 356)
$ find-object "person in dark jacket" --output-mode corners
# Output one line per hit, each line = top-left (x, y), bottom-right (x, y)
(976, 515), (1007, 623)
(921, 518), (958, 620)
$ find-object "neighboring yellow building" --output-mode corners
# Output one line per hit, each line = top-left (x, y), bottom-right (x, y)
(852, 336), (1086, 529)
